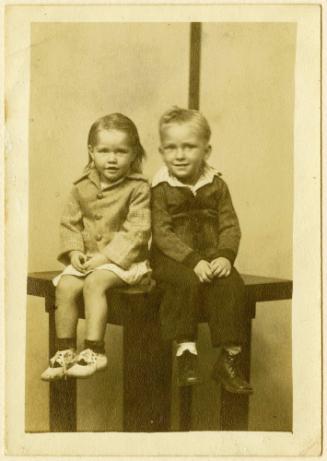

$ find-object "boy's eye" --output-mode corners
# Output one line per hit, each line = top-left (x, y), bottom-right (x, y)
(163, 145), (175, 151)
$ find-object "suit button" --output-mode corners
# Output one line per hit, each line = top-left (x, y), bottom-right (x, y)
(97, 192), (104, 199)
(95, 214), (102, 220)
(95, 234), (102, 241)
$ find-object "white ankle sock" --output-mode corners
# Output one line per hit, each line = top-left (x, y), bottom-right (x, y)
(224, 345), (242, 355)
(176, 342), (198, 357)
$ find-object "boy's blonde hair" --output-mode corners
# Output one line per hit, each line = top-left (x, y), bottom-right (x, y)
(159, 106), (211, 142)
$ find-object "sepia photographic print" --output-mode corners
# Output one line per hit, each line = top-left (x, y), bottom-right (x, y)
(4, 1), (323, 458)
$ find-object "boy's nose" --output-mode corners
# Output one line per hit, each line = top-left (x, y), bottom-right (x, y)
(175, 148), (185, 159)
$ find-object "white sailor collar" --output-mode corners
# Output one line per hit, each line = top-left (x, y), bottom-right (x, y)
(151, 163), (221, 195)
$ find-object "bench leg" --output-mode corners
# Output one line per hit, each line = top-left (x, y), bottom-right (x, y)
(123, 295), (172, 432)
(219, 300), (255, 430)
(47, 299), (77, 432)
(179, 386), (192, 431)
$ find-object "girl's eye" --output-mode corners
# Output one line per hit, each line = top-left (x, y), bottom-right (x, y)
(95, 148), (129, 154)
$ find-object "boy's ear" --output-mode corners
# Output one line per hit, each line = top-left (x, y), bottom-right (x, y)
(205, 144), (212, 160)
(158, 146), (164, 155)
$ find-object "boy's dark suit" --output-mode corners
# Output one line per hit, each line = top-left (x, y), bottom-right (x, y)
(150, 165), (246, 345)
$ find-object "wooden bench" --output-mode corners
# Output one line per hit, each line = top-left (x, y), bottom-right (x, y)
(27, 271), (292, 432)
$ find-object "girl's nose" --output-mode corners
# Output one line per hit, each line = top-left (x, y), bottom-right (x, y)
(107, 152), (117, 163)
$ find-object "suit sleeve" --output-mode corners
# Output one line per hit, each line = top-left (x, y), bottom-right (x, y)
(58, 187), (85, 265)
(101, 181), (151, 270)
(151, 184), (203, 268)
(212, 180), (241, 265)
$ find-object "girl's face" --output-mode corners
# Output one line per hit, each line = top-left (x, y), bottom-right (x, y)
(89, 129), (136, 184)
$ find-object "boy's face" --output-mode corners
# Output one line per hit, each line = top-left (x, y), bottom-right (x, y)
(159, 122), (211, 185)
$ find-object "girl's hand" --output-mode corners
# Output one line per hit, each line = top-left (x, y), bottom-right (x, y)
(83, 253), (108, 271)
(210, 257), (232, 278)
(69, 251), (88, 272)
(194, 260), (214, 283)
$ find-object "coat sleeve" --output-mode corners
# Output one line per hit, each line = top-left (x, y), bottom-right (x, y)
(212, 180), (241, 265)
(151, 184), (203, 268)
(57, 187), (85, 265)
(101, 181), (151, 270)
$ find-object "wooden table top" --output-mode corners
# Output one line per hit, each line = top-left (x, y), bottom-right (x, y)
(28, 271), (292, 303)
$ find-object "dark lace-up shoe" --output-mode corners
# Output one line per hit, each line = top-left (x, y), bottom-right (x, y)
(212, 350), (253, 394)
(177, 350), (202, 387)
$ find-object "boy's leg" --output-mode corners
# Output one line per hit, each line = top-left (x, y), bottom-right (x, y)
(171, 284), (201, 386)
(152, 252), (200, 342)
(152, 253), (201, 385)
(66, 270), (125, 378)
(203, 269), (253, 394)
(41, 275), (83, 381)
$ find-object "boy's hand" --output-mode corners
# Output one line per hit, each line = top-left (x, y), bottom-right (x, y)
(210, 257), (232, 278)
(83, 253), (109, 271)
(194, 260), (214, 283)
(69, 251), (88, 273)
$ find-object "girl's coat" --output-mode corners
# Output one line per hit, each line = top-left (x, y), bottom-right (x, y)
(58, 167), (151, 270)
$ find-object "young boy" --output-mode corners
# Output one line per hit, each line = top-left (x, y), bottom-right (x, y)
(150, 106), (252, 394)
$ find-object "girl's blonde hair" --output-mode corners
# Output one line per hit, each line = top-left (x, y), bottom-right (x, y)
(87, 113), (145, 173)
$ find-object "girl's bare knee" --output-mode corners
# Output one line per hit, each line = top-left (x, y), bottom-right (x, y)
(83, 271), (120, 297)
(56, 276), (83, 302)
(83, 272), (105, 297)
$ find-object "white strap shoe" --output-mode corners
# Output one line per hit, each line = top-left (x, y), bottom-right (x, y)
(41, 349), (76, 381)
(65, 348), (107, 379)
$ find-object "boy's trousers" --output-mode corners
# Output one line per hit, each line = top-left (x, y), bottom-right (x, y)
(151, 251), (247, 346)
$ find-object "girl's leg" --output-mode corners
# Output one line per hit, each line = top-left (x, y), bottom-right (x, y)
(65, 270), (125, 379)
(55, 275), (84, 341)
(83, 270), (125, 341)
(41, 275), (84, 381)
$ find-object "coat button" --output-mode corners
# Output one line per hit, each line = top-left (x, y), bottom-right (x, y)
(95, 234), (102, 241)
(97, 192), (104, 199)
(95, 213), (102, 220)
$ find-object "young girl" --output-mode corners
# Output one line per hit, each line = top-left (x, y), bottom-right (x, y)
(41, 113), (151, 380)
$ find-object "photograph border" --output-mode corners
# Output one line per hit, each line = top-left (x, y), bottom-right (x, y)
(3, 0), (324, 457)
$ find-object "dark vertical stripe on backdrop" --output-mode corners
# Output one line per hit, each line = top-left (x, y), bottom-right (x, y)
(188, 23), (202, 110)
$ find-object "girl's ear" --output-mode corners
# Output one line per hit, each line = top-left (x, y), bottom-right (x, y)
(88, 145), (95, 161)
(159, 146), (164, 155)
